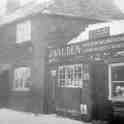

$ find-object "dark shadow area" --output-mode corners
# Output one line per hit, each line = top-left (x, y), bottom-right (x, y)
(0, 70), (10, 108)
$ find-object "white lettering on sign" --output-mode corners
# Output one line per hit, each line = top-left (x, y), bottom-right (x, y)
(49, 35), (124, 59)
(49, 45), (81, 58)
(89, 26), (110, 40)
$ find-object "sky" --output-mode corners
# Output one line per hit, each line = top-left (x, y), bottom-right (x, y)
(0, 0), (7, 15)
(0, 0), (123, 15)
(0, 0), (123, 14)
(114, 0), (124, 13)
(19, 0), (51, 6)
(0, 0), (52, 15)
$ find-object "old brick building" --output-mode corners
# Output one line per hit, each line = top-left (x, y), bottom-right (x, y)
(0, 1), (100, 114)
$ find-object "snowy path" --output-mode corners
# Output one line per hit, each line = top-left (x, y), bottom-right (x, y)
(0, 108), (90, 124)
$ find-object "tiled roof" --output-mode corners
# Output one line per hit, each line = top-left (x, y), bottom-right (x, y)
(0, 0), (124, 26)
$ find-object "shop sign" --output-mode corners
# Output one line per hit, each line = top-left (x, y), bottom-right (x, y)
(89, 26), (110, 40)
(49, 35), (124, 59)
(49, 44), (81, 58)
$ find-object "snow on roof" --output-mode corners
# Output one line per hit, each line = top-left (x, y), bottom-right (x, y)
(68, 20), (124, 44)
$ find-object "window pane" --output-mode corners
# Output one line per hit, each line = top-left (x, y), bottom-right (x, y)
(110, 64), (124, 98)
(13, 67), (31, 91)
(112, 82), (124, 97)
(16, 20), (31, 43)
(112, 66), (124, 81)
(58, 64), (83, 88)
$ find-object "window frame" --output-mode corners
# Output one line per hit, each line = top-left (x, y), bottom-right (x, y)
(109, 63), (124, 101)
(16, 20), (31, 43)
(13, 66), (31, 92)
(58, 64), (87, 88)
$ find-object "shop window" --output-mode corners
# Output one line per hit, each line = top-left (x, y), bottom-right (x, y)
(13, 67), (31, 91)
(16, 20), (31, 43)
(58, 64), (89, 88)
(109, 63), (124, 100)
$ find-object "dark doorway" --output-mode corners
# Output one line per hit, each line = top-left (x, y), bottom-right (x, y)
(0, 70), (10, 108)
(47, 69), (56, 113)
(91, 62), (113, 121)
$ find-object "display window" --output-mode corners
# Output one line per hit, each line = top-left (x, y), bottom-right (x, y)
(109, 63), (124, 100)
(58, 64), (89, 88)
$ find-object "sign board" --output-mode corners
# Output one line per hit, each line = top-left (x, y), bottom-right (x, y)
(49, 45), (81, 58)
(89, 26), (110, 40)
(48, 35), (124, 63)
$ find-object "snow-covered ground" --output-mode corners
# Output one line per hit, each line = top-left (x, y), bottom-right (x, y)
(0, 108), (90, 124)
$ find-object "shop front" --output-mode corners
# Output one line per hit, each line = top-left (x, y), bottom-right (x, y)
(47, 34), (124, 121)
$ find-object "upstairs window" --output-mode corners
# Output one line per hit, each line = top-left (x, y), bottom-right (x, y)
(16, 20), (31, 43)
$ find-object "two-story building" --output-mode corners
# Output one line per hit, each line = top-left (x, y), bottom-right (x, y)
(0, 1), (100, 114)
